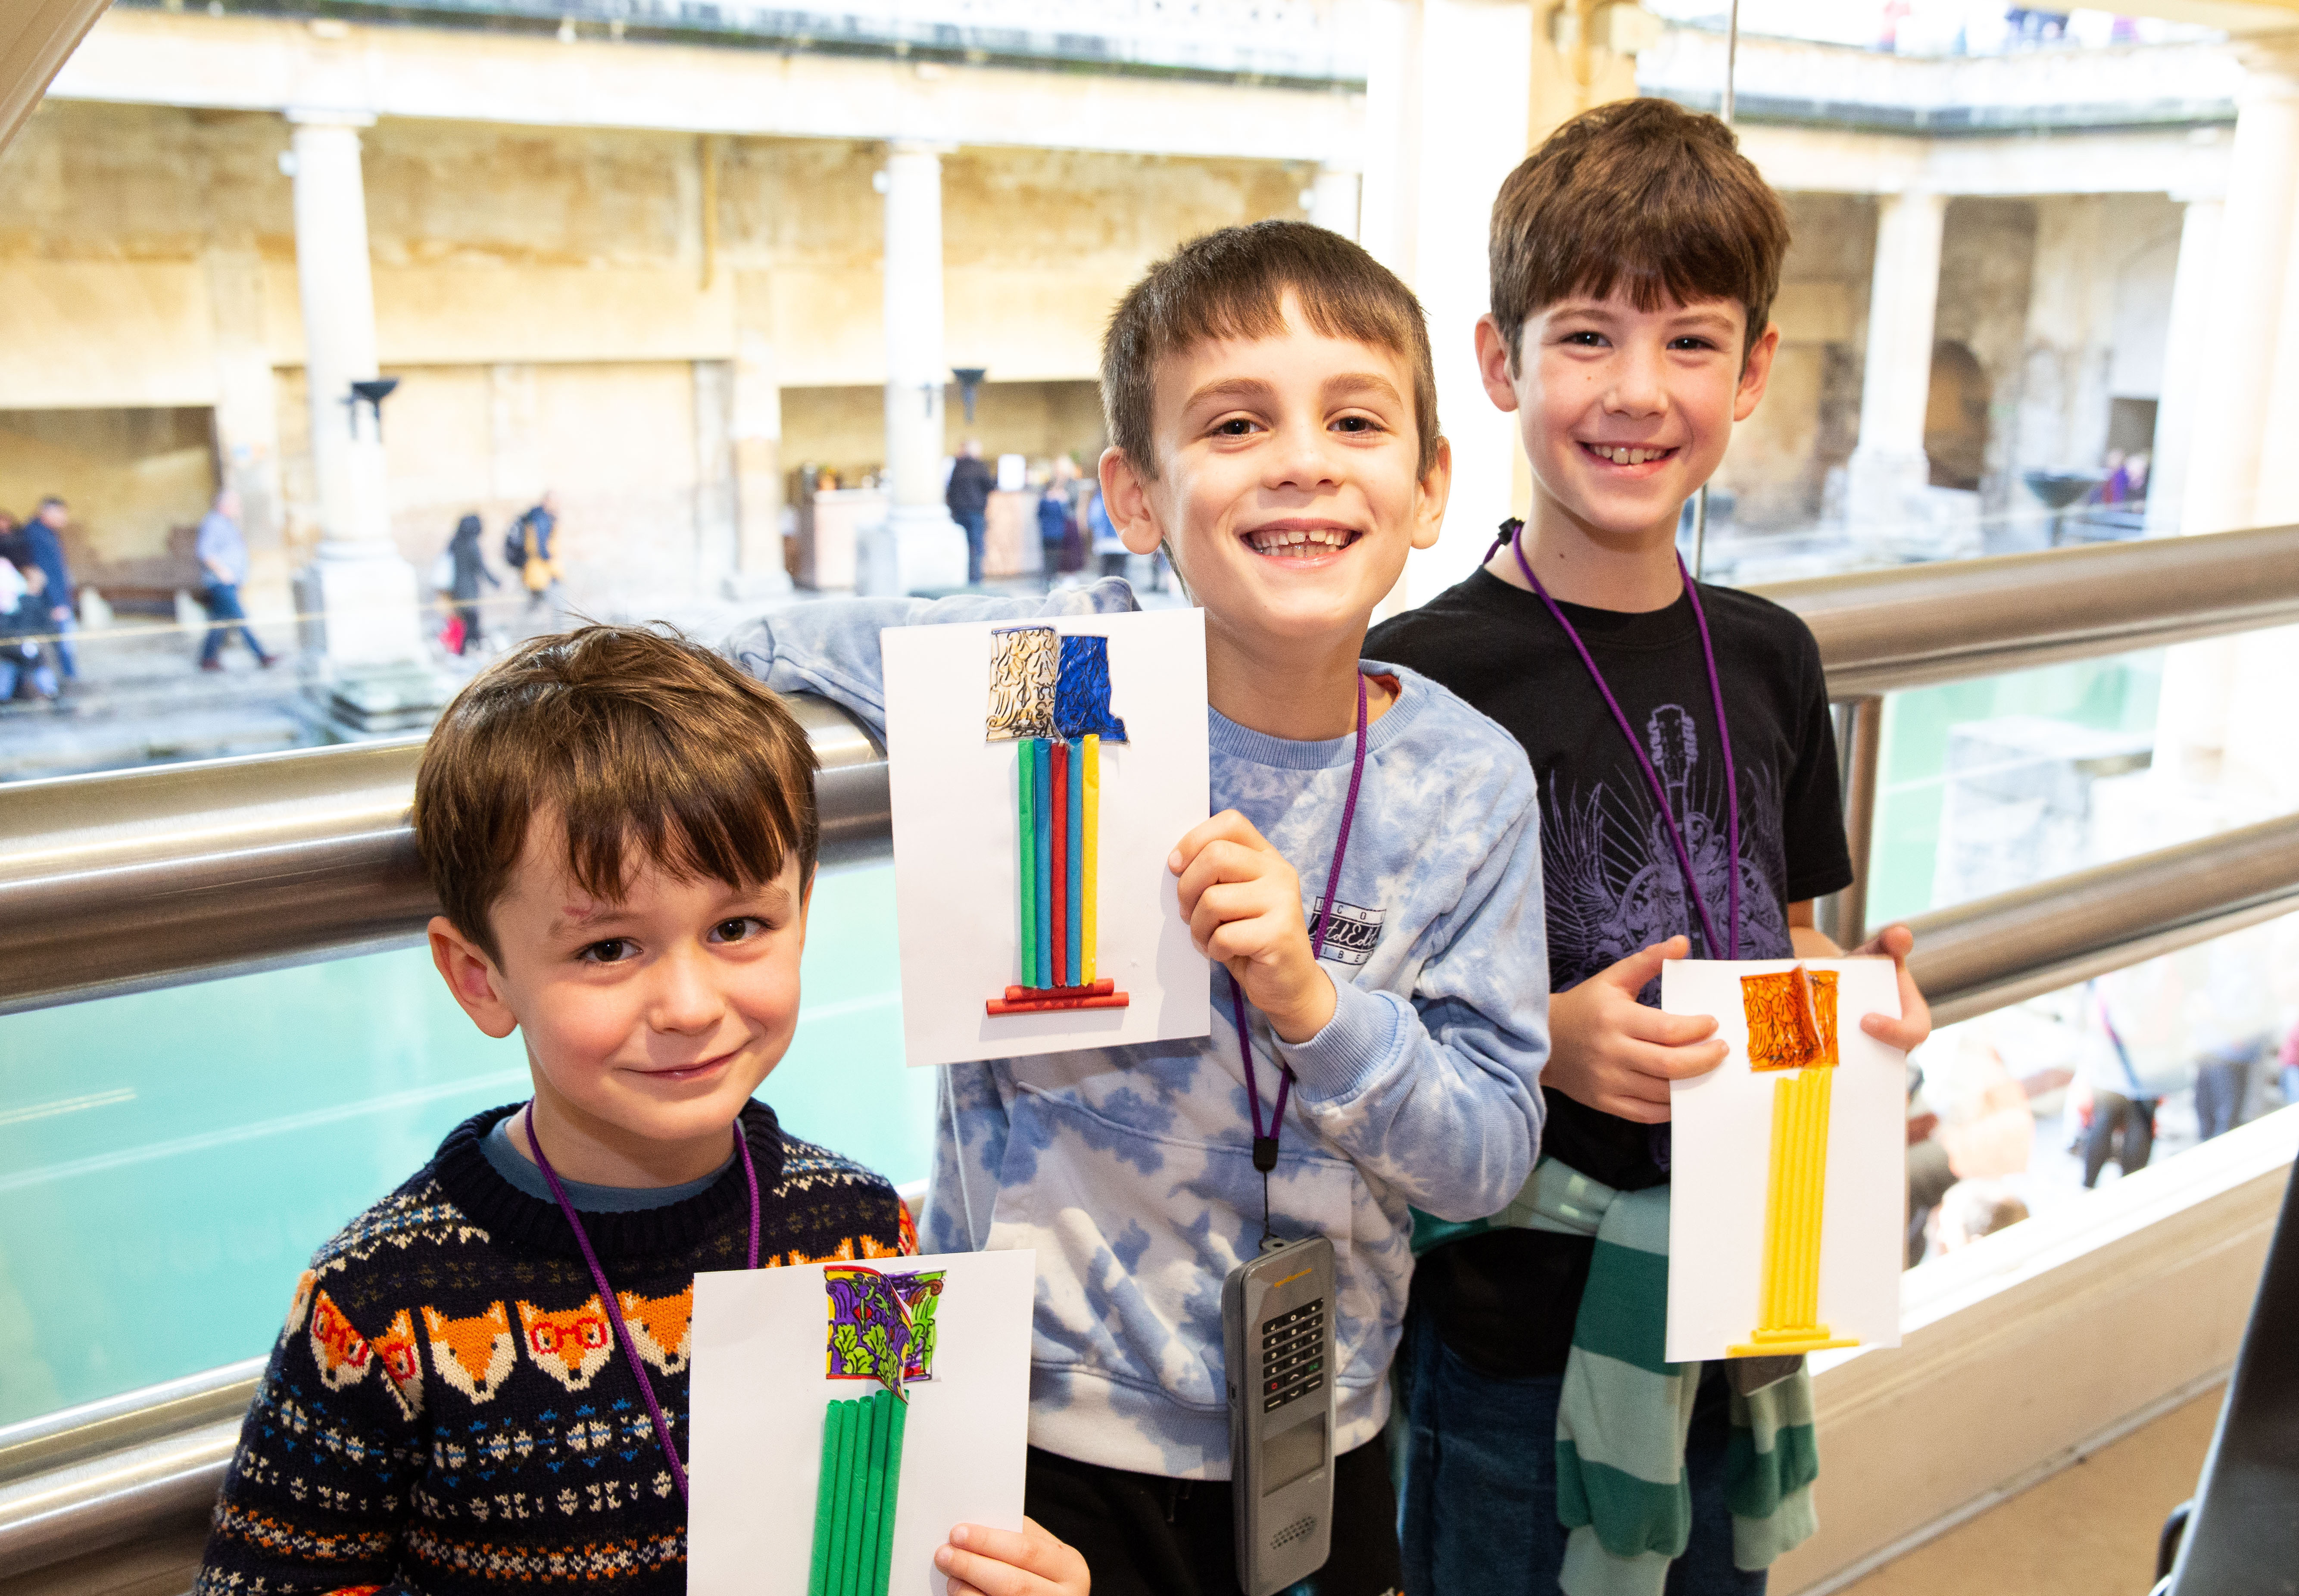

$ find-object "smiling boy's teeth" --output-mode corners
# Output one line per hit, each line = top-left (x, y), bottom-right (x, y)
(1247, 526), (1354, 554)
(1594, 445), (1667, 465)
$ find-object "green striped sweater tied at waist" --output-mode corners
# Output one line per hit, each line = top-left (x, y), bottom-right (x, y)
(1411, 1157), (1819, 1596)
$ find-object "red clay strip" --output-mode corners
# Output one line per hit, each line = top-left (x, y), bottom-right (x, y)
(984, 993), (1132, 1015)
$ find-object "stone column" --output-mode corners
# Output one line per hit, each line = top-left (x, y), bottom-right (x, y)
(1356, 0), (1419, 283)
(863, 140), (968, 596)
(2189, 43), (2299, 537)
(1845, 188), (1947, 554)
(2143, 196), (2221, 538)
(1362, 2), (1660, 613)
(2157, 42), (2299, 792)
(728, 270), (792, 599)
(1363, 0), (1535, 608)
(286, 109), (422, 667)
(1308, 163), (1361, 241)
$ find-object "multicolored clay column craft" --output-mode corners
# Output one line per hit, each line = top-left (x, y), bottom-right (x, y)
(805, 1265), (947, 1596)
(1730, 965), (1857, 1357)
(983, 626), (1131, 1016)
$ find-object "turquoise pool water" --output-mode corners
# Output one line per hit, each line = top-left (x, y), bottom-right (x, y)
(0, 860), (919, 1430)
(1863, 651), (2163, 928)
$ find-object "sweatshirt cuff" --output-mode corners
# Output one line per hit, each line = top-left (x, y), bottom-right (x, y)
(1280, 977), (1399, 1103)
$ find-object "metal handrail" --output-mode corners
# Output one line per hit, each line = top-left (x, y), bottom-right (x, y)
(0, 692), (887, 1015)
(1767, 522), (2299, 697)
(1909, 810), (2299, 1027)
(0, 1361), (260, 1581)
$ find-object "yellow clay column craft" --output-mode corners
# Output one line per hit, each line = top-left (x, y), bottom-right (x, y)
(1731, 967), (1859, 1358)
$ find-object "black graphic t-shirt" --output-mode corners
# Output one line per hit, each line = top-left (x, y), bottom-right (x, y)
(1368, 565), (1852, 1375)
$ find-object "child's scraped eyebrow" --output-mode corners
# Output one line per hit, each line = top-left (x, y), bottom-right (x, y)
(1183, 374), (1280, 411)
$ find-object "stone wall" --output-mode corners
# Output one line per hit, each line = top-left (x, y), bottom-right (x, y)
(0, 99), (1301, 603)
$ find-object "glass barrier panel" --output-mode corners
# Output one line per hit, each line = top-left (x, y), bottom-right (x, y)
(0, 859), (915, 1429)
(1866, 646), (2169, 927)
(1905, 908), (2299, 1272)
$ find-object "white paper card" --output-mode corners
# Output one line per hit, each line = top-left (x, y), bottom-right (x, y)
(881, 607), (1212, 1068)
(1663, 958), (1905, 1364)
(687, 1250), (1036, 1596)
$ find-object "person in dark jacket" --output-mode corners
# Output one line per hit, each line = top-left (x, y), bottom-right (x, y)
(515, 490), (561, 614)
(448, 514), (501, 655)
(945, 438), (995, 586)
(21, 497), (76, 680)
(1036, 459), (1077, 592)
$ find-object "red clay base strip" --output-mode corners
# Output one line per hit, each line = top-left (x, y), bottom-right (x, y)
(984, 993), (1132, 1015)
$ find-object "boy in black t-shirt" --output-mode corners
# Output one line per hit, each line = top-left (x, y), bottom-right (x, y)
(1368, 100), (1933, 1595)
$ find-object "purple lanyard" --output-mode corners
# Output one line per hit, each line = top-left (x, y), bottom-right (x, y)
(524, 1106), (761, 1505)
(1503, 521), (1741, 960)
(1229, 670), (1370, 1228)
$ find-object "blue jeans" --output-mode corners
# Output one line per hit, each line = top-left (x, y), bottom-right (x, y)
(199, 583), (269, 665)
(1, 643), (56, 699)
(48, 610), (75, 678)
(956, 510), (987, 585)
(1397, 1305), (1764, 1596)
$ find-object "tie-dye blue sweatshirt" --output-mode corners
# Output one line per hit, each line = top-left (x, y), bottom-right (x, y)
(727, 581), (1548, 1480)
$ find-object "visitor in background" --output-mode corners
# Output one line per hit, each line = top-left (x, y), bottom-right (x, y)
(21, 496), (76, 681)
(2188, 935), (2273, 1141)
(2075, 973), (2173, 1187)
(2279, 1014), (2299, 1111)
(195, 487), (278, 672)
(2192, 1036), (2258, 1142)
(446, 513), (499, 657)
(511, 489), (561, 616)
(0, 552), (58, 701)
(0, 509), (21, 567)
(1036, 458), (1076, 592)
(945, 437), (995, 585)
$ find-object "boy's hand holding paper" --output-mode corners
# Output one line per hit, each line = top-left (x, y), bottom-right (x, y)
(1170, 809), (1335, 1044)
(1844, 921), (1932, 1054)
(934, 1519), (1090, 1596)
(1546, 934), (1726, 1123)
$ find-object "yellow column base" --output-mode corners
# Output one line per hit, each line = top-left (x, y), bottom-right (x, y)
(1728, 1325), (1860, 1358)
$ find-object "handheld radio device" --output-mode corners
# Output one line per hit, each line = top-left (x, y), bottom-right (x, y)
(1222, 1233), (1336, 1596)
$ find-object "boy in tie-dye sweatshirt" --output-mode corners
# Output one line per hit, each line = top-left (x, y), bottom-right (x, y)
(730, 221), (1549, 1596)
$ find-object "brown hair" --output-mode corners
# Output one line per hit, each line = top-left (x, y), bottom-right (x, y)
(1489, 97), (1791, 370)
(1101, 219), (1440, 478)
(413, 625), (819, 963)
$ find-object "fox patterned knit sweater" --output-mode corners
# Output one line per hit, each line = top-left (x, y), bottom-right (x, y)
(194, 1102), (911, 1595)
